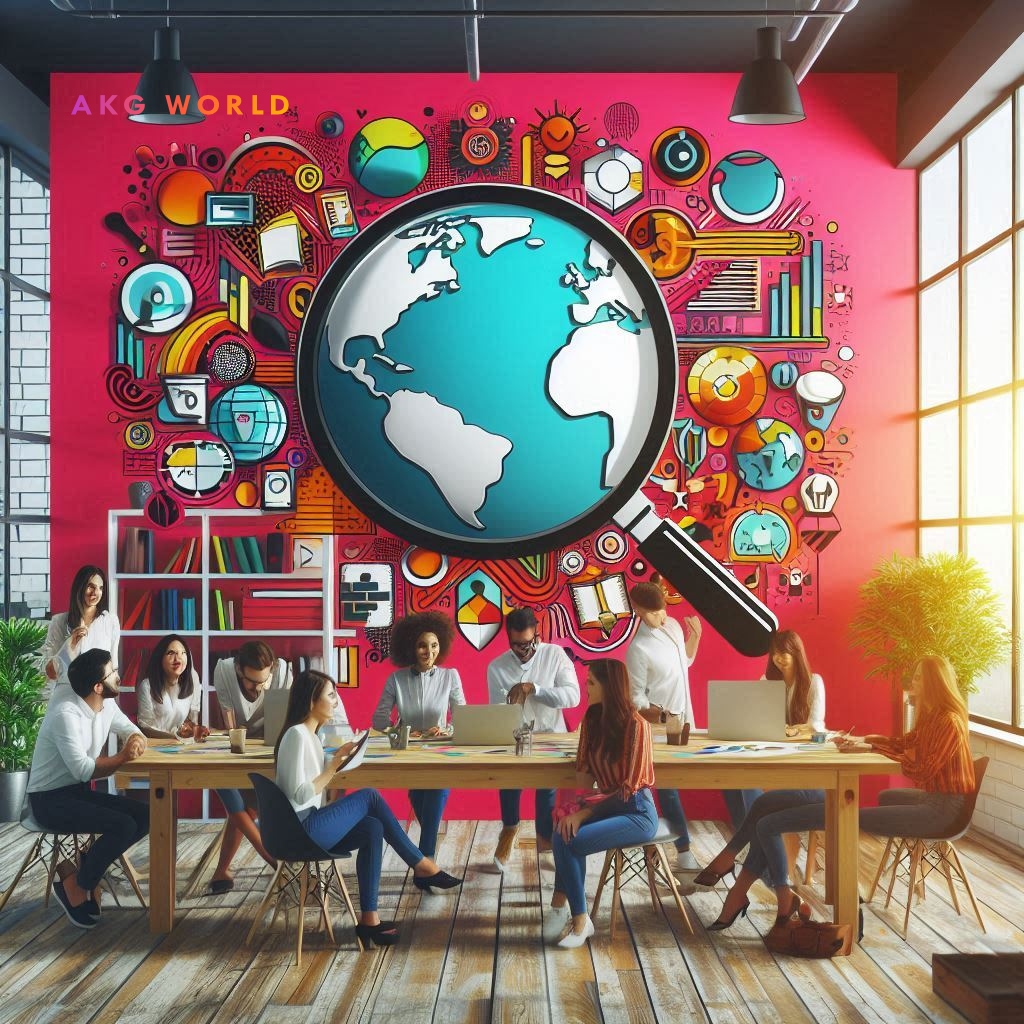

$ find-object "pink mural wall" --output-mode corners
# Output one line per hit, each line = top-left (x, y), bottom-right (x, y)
(51, 73), (914, 818)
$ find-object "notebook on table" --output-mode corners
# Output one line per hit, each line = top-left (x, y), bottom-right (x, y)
(706, 679), (788, 741)
(451, 704), (524, 746)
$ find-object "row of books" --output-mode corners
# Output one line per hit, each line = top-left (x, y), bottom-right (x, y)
(120, 527), (155, 575)
(160, 537), (200, 574)
(122, 590), (198, 631)
(211, 534), (287, 574)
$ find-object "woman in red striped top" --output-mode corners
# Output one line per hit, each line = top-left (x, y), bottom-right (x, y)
(546, 659), (658, 947)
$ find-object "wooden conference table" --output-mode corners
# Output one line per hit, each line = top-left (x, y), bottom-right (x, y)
(117, 733), (893, 952)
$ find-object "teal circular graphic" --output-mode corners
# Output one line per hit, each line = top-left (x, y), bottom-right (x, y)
(209, 384), (288, 463)
(297, 184), (676, 557)
(349, 116), (430, 198)
(732, 417), (805, 491)
(770, 360), (799, 389)
(710, 151), (785, 224)
(120, 263), (193, 334)
(731, 507), (792, 561)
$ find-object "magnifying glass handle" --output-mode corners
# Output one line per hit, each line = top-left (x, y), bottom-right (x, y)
(613, 494), (777, 657)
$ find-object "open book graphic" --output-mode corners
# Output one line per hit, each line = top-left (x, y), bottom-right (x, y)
(258, 210), (307, 275)
(569, 572), (631, 637)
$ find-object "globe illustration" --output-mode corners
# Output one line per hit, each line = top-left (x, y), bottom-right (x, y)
(732, 417), (805, 491)
(209, 383), (288, 463)
(298, 185), (676, 554)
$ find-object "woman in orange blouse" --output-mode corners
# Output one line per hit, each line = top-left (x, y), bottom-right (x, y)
(546, 658), (658, 947)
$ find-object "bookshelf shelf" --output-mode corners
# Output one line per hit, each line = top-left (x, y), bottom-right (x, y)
(212, 630), (325, 637)
(122, 630), (204, 637)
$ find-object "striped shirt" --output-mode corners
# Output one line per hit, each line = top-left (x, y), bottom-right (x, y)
(576, 710), (655, 799)
(868, 710), (975, 794)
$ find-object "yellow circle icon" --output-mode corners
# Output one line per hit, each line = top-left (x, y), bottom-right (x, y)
(295, 163), (324, 193)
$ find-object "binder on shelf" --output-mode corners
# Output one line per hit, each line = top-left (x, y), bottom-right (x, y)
(266, 532), (285, 573)
(232, 536), (253, 574)
(244, 535), (265, 573)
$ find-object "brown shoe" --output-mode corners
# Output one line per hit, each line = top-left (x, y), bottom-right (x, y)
(493, 825), (520, 873)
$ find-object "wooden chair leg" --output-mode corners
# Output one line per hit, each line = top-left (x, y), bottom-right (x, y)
(247, 863), (285, 945)
(643, 848), (660, 909)
(883, 839), (907, 909)
(610, 851), (624, 940)
(653, 843), (694, 936)
(867, 837), (893, 904)
(591, 850), (616, 922)
(330, 862), (363, 951)
(0, 836), (45, 914)
(947, 843), (986, 933)
(182, 821), (228, 899)
(805, 831), (821, 885)
(901, 842), (923, 937)
(296, 864), (310, 968)
(314, 863), (336, 947)
(118, 854), (148, 909)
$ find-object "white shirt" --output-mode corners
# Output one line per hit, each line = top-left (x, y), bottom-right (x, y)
(42, 611), (120, 697)
(276, 723), (328, 815)
(212, 657), (291, 739)
(372, 666), (466, 732)
(136, 671), (202, 734)
(625, 617), (695, 727)
(487, 642), (580, 734)
(28, 688), (142, 792)
(786, 673), (826, 732)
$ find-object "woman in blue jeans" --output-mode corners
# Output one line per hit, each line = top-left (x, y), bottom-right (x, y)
(275, 670), (462, 947)
(547, 659), (659, 948)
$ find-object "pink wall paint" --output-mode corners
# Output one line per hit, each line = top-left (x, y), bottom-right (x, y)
(51, 73), (915, 819)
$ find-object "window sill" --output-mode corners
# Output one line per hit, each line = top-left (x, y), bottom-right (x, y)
(969, 721), (1024, 751)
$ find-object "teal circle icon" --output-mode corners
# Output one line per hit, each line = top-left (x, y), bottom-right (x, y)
(209, 384), (288, 463)
(349, 117), (429, 198)
(710, 151), (785, 224)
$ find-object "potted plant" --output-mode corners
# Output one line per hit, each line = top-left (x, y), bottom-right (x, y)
(850, 553), (1010, 730)
(0, 618), (49, 821)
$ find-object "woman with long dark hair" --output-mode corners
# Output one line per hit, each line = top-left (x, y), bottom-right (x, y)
(371, 611), (465, 859)
(275, 670), (463, 948)
(545, 659), (658, 947)
(135, 634), (209, 741)
(43, 565), (120, 695)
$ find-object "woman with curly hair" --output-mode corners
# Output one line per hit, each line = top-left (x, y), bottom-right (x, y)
(371, 611), (466, 861)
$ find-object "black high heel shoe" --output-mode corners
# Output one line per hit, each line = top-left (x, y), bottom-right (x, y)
(707, 897), (750, 931)
(413, 870), (463, 895)
(692, 862), (737, 889)
(355, 921), (400, 948)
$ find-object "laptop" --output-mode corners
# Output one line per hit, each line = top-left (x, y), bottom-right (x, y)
(706, 680), (788, 741)
(451, 704), (524, 746)
(262, 688), (291, 747)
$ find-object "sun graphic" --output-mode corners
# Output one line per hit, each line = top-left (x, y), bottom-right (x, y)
(529, 102), (589, 180)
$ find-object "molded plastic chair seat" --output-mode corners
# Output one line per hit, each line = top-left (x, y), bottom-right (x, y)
(590, 817), (694, 939)
(247, 774), (360, 966)
(865, 756), (989, 937)
(0, 803), (147, 915)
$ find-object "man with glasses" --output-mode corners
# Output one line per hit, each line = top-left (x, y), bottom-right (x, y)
(27, 649), (148, 928)
(209, 641), (292, 892)
(486, 608), (580, 871)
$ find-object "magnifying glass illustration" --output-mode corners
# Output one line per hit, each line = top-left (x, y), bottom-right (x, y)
(297, 184), (776, 655)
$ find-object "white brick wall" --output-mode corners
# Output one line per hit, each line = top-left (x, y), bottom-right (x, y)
(970, 731), (1024, 850)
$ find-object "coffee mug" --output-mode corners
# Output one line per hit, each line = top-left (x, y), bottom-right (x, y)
(795, 370), (845, 430)
(388, 726), (411, 751)
(665, 712), (683, 746)
(228, 727), (247, 754)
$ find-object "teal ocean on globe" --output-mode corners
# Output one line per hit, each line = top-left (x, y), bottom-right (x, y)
(209, 383), (288, 463)
(314, 199), (663, 544)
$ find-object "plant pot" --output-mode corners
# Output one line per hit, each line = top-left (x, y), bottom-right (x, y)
(0, 770), (29, 822)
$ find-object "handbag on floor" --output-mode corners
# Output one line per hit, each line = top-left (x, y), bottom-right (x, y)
(765, 917), (853, 958)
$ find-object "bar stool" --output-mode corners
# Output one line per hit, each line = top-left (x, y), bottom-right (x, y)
(590, 818), (694, 939)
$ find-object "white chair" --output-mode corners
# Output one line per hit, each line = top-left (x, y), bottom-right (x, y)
(590, 817), (694, 939)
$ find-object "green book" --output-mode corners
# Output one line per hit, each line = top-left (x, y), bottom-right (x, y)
(232, 536), (253, 574)
(243, 535), (265, 574)
(213, 589), (226, 630)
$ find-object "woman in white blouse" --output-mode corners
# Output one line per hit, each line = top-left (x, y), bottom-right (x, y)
(43, 565), (120, 695)
(136, 634), (209, 741)
(276, 670), (462, 948)
(372, 612), (466, 859)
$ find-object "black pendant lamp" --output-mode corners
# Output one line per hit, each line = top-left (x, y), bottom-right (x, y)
(729, 26), (805, 125)
(129, 27), (204, 125)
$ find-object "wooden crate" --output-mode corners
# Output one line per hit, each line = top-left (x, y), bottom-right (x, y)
(932, 954), (1024, 1024)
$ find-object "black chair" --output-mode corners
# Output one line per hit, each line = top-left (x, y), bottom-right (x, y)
(247, 774), (361, 965)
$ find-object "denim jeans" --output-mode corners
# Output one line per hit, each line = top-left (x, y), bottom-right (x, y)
(860, 789), (967, 838)
(408, 788), (449, 859)
(726, 789), (824, 887)
(723, 788), (763, 828)
(655, 788), (691, 850)
(552, 788), (659, 916)
(303, 788), (424, 913)
(30, 784), (149, 892)
(499, 788), (555, 841)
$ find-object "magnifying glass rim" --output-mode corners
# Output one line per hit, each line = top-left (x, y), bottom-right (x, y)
(297, 182), (677, 560)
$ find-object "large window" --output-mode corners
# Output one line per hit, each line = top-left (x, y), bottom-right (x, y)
(918, 93), (1020, 732)
(0, 146), (50, 620)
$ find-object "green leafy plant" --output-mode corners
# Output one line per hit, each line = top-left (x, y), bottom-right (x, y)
(850, 552), (1011, 699)
(0, 618), (49, 772)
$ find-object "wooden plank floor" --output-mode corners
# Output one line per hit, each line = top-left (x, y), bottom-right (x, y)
(2, 818), (1022, 1024)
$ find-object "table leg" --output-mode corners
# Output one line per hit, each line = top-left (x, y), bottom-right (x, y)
(824, 789), (836, 903)
(149, 769), (176, 933)
(834, 771), (860, 951)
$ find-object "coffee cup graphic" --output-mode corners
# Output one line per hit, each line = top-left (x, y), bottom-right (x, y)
(795, 371), (845, 430)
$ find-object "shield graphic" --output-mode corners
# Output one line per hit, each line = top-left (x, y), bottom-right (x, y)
(233, 409), (256, 443)
(672, 417), (707, 476)
(456, 569), (502, 650)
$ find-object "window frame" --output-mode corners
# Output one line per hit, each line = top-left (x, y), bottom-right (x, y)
(0, 143), (51, 621)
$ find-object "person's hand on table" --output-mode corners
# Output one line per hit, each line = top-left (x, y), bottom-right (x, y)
(176, 720), (195, 739)
(834, 736), (871, 753)
(192, 724), (210, 742)
(420, 725), (449, 738)
(506, 682), (536, 705)
(122, 734), (147, 761)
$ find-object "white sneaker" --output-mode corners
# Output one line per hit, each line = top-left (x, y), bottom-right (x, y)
(676, 849), (700, 871)
(542, 903), (571, 943)
(557, 915), (595, 948)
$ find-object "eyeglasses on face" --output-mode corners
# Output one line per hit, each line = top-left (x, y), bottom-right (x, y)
(510, 637), (538, 654)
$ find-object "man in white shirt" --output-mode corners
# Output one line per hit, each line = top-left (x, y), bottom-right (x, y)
(208, 640), (292, 893)
(626, 581), (702, 871)
(487, 608), (581, 871)
(27, 648), (148, 929)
